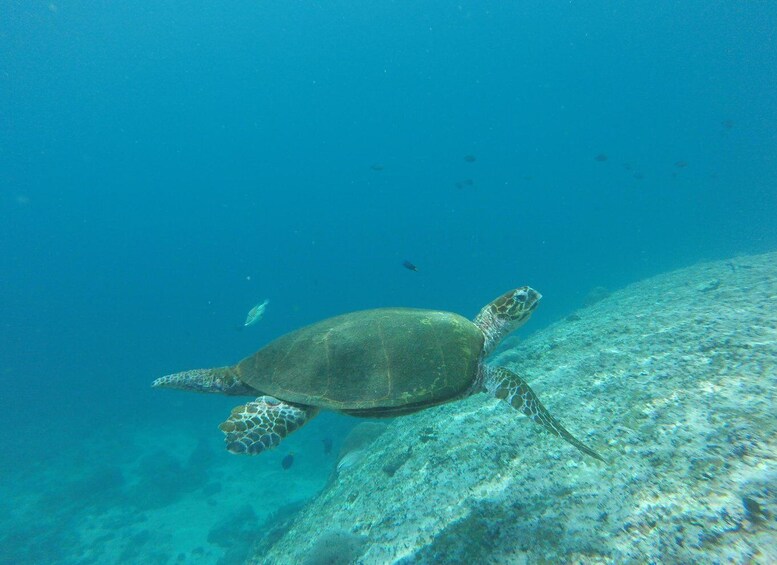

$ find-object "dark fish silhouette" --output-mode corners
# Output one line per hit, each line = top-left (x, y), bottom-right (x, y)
(370, 163), (384, 171)
(594, 153), (608, 162)
(402, 260), (418, 272)
(322, 438), (333, 455)
(455, 179), (474, 190)
(464, 155), (477, 162)
(674, 160), (688, 168)
(281, 453), (294, 470)
(721, 119), (734, 130)
(743, 496), (767, 523)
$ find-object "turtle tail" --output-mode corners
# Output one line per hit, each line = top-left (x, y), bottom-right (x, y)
(152, 366), (257, 396)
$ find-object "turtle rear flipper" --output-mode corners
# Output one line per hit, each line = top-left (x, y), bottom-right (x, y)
(219, 396), (319, 455)
(484, 366), (604, 462)
(152, 367), (257, 396)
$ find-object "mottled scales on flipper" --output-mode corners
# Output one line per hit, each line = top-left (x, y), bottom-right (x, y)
(154, 285), (604, 462)
(219, 396), (319, 455)
(152, 367), (256, 396)
(484, 366), (604, 462)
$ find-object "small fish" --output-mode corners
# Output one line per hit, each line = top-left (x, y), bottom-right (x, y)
(402, 260), (418, 272)
(370, 163), (384, 171)
(674, 160), (688, 168)
(322, 438), (333, 455)
(244, 299), (269, 327)
(464, 155), (477, 163)
(742, 496), (767, 523)
(281, 453), (294, 470)
(594, 153), (608, 162)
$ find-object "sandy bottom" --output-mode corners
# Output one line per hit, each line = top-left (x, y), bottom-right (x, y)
(0, 410), (348, 565)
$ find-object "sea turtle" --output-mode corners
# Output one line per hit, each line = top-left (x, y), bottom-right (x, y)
(153, 287), (603, 461)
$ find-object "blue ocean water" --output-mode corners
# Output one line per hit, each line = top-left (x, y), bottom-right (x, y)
(1, 2), (776, 563)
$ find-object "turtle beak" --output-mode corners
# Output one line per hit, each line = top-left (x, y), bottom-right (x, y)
(526, 288), (542, 310)
(516, 286), (542, 312)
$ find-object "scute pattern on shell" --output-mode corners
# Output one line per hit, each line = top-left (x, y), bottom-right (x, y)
(235, 308), (485, 411)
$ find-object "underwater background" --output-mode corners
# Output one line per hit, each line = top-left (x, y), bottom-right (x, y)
(1, 1), (776, 563)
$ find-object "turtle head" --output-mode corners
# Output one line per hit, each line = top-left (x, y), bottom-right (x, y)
(474, 286), (542, 356)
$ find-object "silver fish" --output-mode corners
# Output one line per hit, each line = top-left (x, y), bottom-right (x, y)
(244, 299), (269, 327)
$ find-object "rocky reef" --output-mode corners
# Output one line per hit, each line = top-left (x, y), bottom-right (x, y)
(250, 252), (777, 564)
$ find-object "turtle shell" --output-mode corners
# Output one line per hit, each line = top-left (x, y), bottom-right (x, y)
(234, 308), (484, 413)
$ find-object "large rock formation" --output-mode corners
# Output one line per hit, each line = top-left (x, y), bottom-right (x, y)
(250, 252), (777, 564)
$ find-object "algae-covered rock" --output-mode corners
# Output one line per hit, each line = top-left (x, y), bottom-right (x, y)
(249, 252), (777, 564)
(300, 530), (368, 565)
(337, 422), (388, 462)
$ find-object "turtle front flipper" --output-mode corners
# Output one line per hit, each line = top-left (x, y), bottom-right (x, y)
(219, 396), (320, 455)
(474, 287), (542, 355)
(152, 367), (257, 396)
(484, 366), (604, 462)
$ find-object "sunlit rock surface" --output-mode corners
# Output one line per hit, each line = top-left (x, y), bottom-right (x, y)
(250, 252), (777, 564)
